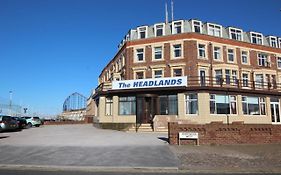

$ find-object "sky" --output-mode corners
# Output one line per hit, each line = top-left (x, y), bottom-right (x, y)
(0, 0), (280, 116)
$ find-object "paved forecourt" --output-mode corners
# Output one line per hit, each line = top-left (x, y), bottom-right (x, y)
(0, 124), (178, 170)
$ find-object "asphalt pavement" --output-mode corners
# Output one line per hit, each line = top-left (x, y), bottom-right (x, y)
(0, 124), (178, 170)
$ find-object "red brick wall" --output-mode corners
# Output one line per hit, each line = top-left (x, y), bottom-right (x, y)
(168, 122), (281, 145)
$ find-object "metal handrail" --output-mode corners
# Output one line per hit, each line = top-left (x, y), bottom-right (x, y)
(96, 76), (281, 92)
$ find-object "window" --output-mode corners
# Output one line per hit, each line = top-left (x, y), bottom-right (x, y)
(229, 28), (243, 41)
(154, 23), (165, 36)
(210, 94), (237, 114)
(185, 94), (198, 114)
(173, 68), (182, 77)
(198, 44), (206, 58)
(232, 70), (238, 85)
(241, 51), (248, 64)
(119, 96), (136, 115)
(242, 96), (266, 115)
(207, 23), (222, 37)
(154, 46), (163, 60)
(227, 49), (235, 62)
(225, 69), (231, 85)
(255, 74), (264, 89)
(242, 73), (249, 87)
(105, 97), (113, 116)
(213, 46), (221, 60)
(215, 69), (223, 85)
(159, 95), (178, 115)
(154, 70), (163, 78)
(250, 32), (263, 45)
(258, 53), (269, 67)
(279, 38), (281, 48)
(173, 44), (182, 58)
(269, 36), (278, 48)
(277, 57), (281, 69)
(135, 48), (144, 62)
(137, 26), (147, 39)
(192, 20), (202, 33)
(172, 21), (183, 34)
(135, 71), (144, 79)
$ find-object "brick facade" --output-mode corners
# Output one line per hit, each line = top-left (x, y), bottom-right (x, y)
(168, 122), (281, 145)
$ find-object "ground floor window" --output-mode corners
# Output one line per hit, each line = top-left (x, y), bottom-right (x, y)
(185, 94), (198, 114)
(159, 95), (178, 115)
(242, 96), (266, 115)
(105, 97), (113, 115)
(210, 94), (237, 114)
(119, 96), (136, 115)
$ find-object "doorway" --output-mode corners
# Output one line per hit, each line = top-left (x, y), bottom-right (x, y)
(136, 96), (156, 124)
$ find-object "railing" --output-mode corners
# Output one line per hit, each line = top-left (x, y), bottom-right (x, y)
(95, 76), (281, 93)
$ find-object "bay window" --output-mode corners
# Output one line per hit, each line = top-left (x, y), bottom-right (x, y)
(119, 96), (136, 115)
(159, 95), (178, 115)
(242, 96), (266, 115)
(185, 94), (198, 114)
(210, 94), (237, 114)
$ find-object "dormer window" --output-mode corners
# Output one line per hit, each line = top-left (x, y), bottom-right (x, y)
(207, 23), (222, 37)
(250, 32), (263, 45)
(191, 20), (202, 33)
(172, 21), (183, 34)
(154, 23), (165, 37)
(268, 36), (278, 48)
(229, 27), (243, 41)
(137, 26), (148, 39)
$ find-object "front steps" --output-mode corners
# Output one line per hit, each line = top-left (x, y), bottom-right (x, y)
(128, 123), (153, 132)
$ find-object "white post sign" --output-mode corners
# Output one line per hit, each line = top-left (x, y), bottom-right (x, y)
(178, 132), (199, 146)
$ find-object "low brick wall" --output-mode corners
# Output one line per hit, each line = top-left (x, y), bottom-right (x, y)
(168, 122), (281, 145)
(44, 121), (87, 125)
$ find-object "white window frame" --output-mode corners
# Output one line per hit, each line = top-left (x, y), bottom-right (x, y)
(227, 48), (235, 63)
(172, 20), (184, 34)
(134, 48), (145, 62)
(185, 93), (198, 115)
(242, 96), (266, 116)
(137, 26), (148, 39)
(171, 67), (184, 77)
(279, 38), (281, 48)
(198, 43), (206, 58)
(154, 23), (165, 37)
(228, 27), (243, 41)
(153, 69), (164, 78)
(207, 23), (222, 37)
(241, 50), (249, 64)
(250, 32), (263, 45)
(257, 53), (269, 67)
(171, 43), (183, 59)
(105, 97), (113, 116)
(277, 57), (281, 69)
(210, 94), (237, 115)
(213, 46), (222, 61)
(153, 46), (164, 61)
(242, 72), (249, 88)
(191, 20), (202, 33)
(268, 36), (278, 48)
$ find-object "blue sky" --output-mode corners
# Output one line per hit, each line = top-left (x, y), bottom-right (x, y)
(0, 0), (280, 115)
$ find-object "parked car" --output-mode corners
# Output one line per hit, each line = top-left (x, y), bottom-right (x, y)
(22, 116), (41, 127)
(12, 117), (27, 129)
(0, 115), (18, 132)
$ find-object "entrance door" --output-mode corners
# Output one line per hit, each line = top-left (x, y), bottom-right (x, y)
(136, 96), (155, 124)
(199, 69), (206, 86)
(271, 102), (281, 124)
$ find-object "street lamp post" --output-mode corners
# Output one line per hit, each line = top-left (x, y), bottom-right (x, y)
(9, 91), (13, 116)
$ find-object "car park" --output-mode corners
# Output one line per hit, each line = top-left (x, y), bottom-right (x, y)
(0, 115), (18, 132)
(23, 116), (41, 127)
(12, 117), (27, 129)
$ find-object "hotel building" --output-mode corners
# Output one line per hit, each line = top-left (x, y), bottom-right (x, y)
(92, 19), (281, 131)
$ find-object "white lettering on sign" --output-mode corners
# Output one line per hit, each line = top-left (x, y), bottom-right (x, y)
(179, 132), (199, 139)
(112, 76), (187, 90)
